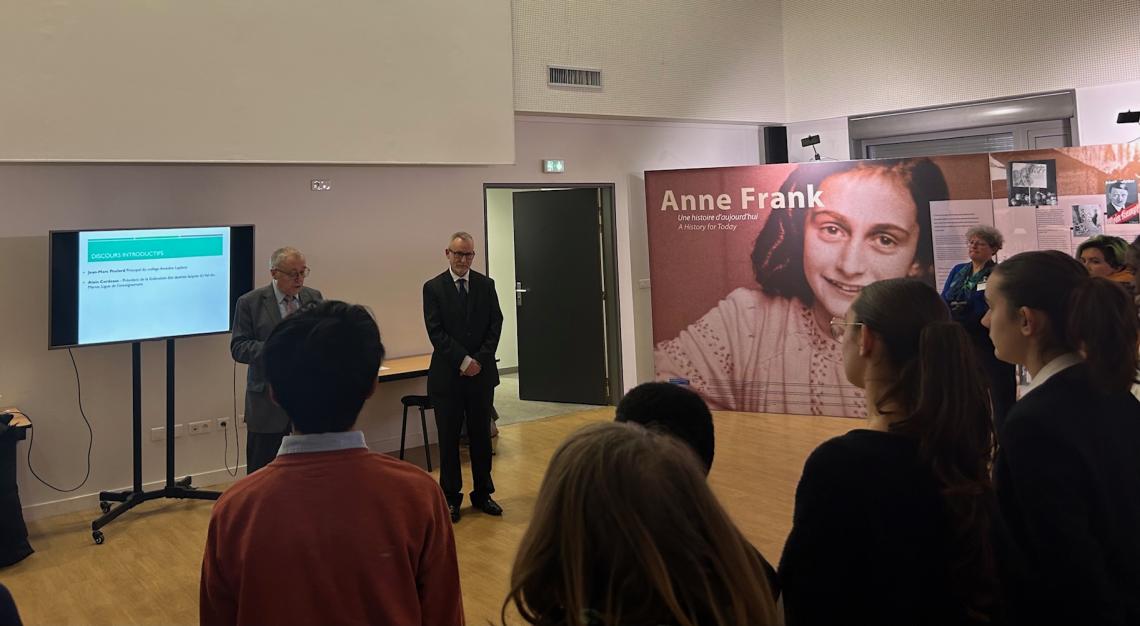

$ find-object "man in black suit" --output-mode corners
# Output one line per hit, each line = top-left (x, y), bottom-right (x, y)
(423, 232), (503, 523)
(231, 247), (323, 473)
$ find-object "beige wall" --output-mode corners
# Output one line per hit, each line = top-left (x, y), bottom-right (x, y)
(513, 0), (785, 123)
(785, 116), (852, 162)
(1076, 79), (1140, 145)
(2, 115), (762, 518)
(6, 0), (1138, 152)
(0, 1), (514, 163)
(783, 0), (1140, 122)
(515, 0), (1140, 126)
(485, 188), (519, 370)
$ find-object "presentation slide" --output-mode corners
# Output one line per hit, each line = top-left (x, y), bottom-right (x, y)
(77, 227), (232, 345)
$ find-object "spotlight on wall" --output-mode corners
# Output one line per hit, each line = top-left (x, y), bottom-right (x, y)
(1117, 111), (1140, 124)
(801, 134), (822, 160)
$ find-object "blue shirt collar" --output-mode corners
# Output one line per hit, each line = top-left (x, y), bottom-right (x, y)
(272, 280), (287, 304)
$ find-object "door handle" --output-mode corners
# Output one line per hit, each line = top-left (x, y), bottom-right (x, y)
(515, 282), (528, 306)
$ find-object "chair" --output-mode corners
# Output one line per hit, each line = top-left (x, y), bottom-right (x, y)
(399, 395), (433, 471)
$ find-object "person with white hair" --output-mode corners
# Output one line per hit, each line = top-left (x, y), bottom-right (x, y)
(231, 246), (323, 473)
(941, 225), (1016, 431)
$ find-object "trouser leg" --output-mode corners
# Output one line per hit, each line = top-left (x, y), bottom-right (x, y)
(431, 392), (464, 507)
(464, 386), (496, 503)
(246, 430), (287, 474)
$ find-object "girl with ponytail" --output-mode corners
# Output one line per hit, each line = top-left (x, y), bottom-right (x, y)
(983, 250), (1140, 625)
(780, 278), (999, 625)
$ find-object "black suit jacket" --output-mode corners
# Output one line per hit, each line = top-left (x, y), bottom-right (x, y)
(0, 584), (21, 626)
(423, 270), (503, 394)
(995, 363), (1140, 626)
(230, 284), (324, 394)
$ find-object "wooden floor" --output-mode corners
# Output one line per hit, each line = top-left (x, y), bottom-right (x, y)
(1, 408), (857, 625)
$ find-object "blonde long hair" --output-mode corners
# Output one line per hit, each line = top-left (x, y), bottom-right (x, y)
(503, 422), (777, 626)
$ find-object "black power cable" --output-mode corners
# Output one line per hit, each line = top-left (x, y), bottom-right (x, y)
(224, 361), (241, 477)
(19, 349), (245, 489)
(22, 348), (94, 492)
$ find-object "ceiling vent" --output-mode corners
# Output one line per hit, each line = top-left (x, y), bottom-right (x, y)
(548, 66), (602, 89)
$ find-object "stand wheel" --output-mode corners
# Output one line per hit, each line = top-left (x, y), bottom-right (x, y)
(92, 530), (104, 545)
(99, 501), (111, 514)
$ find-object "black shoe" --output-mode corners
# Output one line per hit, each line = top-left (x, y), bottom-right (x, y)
(448, 504), (461, 523)
(473, 497), (503, 516)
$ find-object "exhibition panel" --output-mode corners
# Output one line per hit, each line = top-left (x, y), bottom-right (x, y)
(646, 144), (1140, 416)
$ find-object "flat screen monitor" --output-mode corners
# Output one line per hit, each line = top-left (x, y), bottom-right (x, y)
(49, 225), (255, 349)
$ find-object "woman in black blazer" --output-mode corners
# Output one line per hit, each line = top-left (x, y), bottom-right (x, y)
(982, 250), (1140, 626)
(780, 279), (1000, 625)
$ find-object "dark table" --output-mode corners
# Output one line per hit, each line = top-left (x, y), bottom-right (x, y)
(0, 420), (33, 567)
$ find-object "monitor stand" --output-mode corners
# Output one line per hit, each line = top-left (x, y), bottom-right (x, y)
(91, 339), (220, 544)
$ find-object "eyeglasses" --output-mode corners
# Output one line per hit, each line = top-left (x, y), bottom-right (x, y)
(967, 240), (991, 248)
(829, 317), (864, 340)
(447, 249), (476, 260)
(273, 267), (310, 280)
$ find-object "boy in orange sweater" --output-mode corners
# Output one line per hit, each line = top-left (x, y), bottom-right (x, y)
(200, 301), (463, 626)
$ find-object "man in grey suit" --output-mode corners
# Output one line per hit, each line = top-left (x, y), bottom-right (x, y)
(231, 247), (323, 473)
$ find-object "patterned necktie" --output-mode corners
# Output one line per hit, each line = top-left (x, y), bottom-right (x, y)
(284, 294), (299, 317)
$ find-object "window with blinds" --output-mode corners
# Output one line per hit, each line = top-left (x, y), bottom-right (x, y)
(867, 133), (1015, 159)
(850, 92), (1075, 160)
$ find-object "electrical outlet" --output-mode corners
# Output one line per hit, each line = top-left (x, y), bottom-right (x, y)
(217, 417), (230, 430)
(189, 419), (213, 435)
(151, 425), (186, 440)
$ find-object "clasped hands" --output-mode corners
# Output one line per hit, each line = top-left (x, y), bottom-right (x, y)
(462, 359), (482, 377)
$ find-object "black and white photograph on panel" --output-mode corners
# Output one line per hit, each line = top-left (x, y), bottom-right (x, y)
(1105, 179), (1139, 224)
(1007, 160), (1058, 207)
(1071, 204), (1103, 237)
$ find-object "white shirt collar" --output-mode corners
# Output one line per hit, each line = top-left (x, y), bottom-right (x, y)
(1022, 352), (1083, 397)
(277, 430), (368, 456)
(449, 268), (470, 283)
(271, 280), (294, 304)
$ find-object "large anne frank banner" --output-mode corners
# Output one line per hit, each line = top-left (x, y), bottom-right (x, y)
(646, 145), (1140, 418)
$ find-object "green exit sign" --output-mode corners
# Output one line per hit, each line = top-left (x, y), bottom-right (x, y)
(542, 159), (565, 173)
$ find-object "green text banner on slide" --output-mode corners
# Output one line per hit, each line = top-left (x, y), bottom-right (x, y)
(78, 227), (231, 345)
(86, 235), (224, 262)
(645, 144), (1140, 418)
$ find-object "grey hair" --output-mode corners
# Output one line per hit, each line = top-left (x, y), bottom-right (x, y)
(449, 231), (475, 246)
(270, 246), (304, 269)
(966, 225), (1003, 251)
